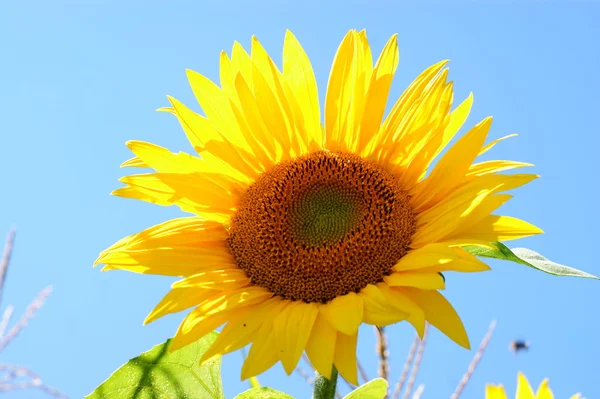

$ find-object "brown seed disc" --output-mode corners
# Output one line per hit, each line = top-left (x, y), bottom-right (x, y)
(227, 150), (416, 303)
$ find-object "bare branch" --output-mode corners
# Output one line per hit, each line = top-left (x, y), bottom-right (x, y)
(402, 323), (429, 399)
(295, 364), (314, 386)
(0, 228), (16, 309)
(375, 326), (389, 384)
(0, 286), (52, 352)
(0, 364), (69, 399)
(412, 384), (425, 399)
(392, 334), (420, 399)
(0, 305), (14, 338)
(450, 320), (497, 399)
(357, 359), (369, 385)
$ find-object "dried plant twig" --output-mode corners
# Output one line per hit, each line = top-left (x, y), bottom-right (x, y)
(0, 305), (14, 338)
(0, 286), (53, 352)
(450, 320), (497, 399)
(0, 364), (69, 399)
(376, 326), (389, 382)
(357, 359), (369, 385)
(411, 384), (425, 399)
(295, 364), (314, 385)
(0, 228), (68, 398)
(392, 334), (420, 399)
(402, 323), (429, 399)
(0, 229), (16, 308)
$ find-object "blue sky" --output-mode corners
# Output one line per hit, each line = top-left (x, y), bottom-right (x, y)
(1, 1), (599, 398)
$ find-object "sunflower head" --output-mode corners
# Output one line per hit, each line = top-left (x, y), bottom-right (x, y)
(96, 29), (542, 384)
(486, 372), (583, 399)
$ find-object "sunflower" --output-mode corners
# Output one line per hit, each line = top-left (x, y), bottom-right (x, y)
(96, 29), (542, 384)
(486, 372), (583, 399)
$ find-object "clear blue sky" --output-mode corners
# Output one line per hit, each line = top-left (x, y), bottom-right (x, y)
(1, 1), (599, 398)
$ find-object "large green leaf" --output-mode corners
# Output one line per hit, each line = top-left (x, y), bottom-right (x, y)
(343, 378), (388, 399)
(463, 242), (598, 279)
(234, 387), (294, 399)
(86, 333), (224, 399)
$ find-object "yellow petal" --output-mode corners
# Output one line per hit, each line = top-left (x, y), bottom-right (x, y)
(146, 269), (250, 324)
(485, 385), (509, 399)
(359, 284), (410, 325)
(403, 288), (470, 349)
(283, 30), (322, 149)
(201, 297), (285, 362)
(355, 34), (399, 153)
(516, 372), (536, 399)
(393, 243), (491, 274)
(120, 156), (148, 168)
(117, 172), (240, 217)
(411, 189), (496, 247)
(479, 133), (518, 156)
(467, 160), (533, 176)
(231, 41), (253, 90)
(233, 72), (282, 164)
(320, 292), (364, 336)
(172, 269), (250, 289)
(411, 117), (492, 213)
(126, 141), (206, 174)
(435, 93), (474, 160)
(385, 271), (445, 290)
(166, 95), (258, 181)
(95, 218), (233, 276)
(157, 102), (208, 155)
(391, 75), (454, 187)
(144, 287), (220, 325)
(241, 323), (279, 380)
(274, 301), (319, 374)
(378, 284), (426, 337)
(171, 287), (273, 352)
(305, 311), (337, 379)
(451, 215), (543, 242)
(325, 30), (370, 152)
(186, 69), (250, 150)
(334, 331), (359, 385)
(535, 378), (554, 399)
(394, 243), (458, 270)
(373, 60), (449, 157)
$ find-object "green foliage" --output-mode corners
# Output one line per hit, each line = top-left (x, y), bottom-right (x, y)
(234, 387), (295, 399)
(343, 378), (388, 399)
(86, 334), (224, 399)
(463, 242), (598, 279)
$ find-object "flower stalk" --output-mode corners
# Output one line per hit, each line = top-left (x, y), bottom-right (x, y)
(313, 366), (339, 399)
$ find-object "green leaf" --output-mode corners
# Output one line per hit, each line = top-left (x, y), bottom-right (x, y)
(343, 378), (388, 399)
(86, 333), (225, 399)
(234, 387), (295, 399)
(463, 242), (598, 279)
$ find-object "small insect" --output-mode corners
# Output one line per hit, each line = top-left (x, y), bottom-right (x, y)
(509, 340), (530, 355)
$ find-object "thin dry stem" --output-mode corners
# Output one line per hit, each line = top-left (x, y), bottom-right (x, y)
(411, 384), (425, 399)
(401, 323), (429, 399)
(0, 229), (16, 309)
(0, 305), (14, 338)
(357, 359), (369, 385)
(0, 364), (69, 399)
(295, 364), (314, 386)
(0, 286), (52, 352)
(392, 334), (420, 399)
(376, 326), (389, 382)
(450, 320), (497, 399)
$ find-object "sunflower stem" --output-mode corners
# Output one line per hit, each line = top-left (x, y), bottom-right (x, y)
(312, 366), (338, 399)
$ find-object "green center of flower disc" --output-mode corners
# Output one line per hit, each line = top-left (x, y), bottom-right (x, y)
(291, 184), (362, 246)
(228, 150), (416, 303)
